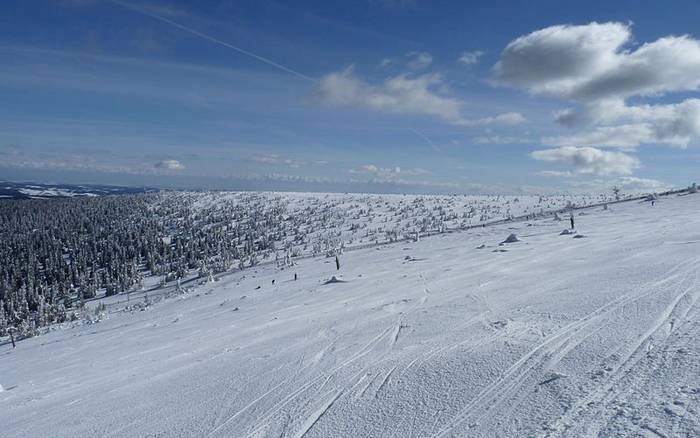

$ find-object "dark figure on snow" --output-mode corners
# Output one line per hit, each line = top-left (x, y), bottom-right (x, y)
(272, 279), (275, 285)
(335, 256), (340, 271)
(651, 200), (655, 206)
(294, 273), (297, 281)
(570, 213), (575, 230)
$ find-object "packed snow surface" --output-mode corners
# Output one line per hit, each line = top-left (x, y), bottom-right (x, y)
(2, 193), (699, 437)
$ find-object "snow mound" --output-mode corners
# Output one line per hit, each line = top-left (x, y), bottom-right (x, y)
(324, 276), (346, 285)
(560, 229), (574, 235)
(476, 243), (486, 249)
(501, 233), (520, 244)
(573, 234), (586, 239)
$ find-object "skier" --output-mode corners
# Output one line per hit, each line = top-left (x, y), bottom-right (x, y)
(294, 273), (297, 281)
(335, 255), (340, 271)
(570, 213), (575, 230)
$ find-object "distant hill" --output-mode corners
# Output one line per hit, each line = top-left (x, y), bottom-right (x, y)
(0, 181), (158, 200)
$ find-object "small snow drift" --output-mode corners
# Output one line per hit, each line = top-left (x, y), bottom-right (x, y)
(573, 234), (586, 239)
(476, 243), (486, 249)
(501, 233), (520, 244)
(324, 276), (347, 285)
(560, 229), (574, 235)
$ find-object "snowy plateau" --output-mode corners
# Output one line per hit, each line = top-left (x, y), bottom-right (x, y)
(2, 190), (700, 437)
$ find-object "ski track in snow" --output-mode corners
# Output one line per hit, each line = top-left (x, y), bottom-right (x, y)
(2, 192), (700, 437)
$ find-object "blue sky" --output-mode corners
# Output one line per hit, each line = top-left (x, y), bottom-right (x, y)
(2, 0), (700, 193)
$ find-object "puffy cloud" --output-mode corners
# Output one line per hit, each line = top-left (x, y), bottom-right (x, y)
(498, 22), (700, 152)
(531, 146), (639, 176)
(495, 22), (700, 100)
(543, 124), (657, 149)
(315, 68), (525, 127)
(406, 51), (433, 70)
(548, 99), (700, 148)
(154, 159), (185, 171)
(458, 50), (484, 66)
(316, 69), (461, 122)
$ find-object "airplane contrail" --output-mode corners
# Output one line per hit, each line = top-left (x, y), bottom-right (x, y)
(409, 128), (442, 153)
(109, 0), (315, 82)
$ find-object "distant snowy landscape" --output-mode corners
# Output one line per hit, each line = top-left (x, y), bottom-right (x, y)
(0, 181), (156, 200)
(2, 188), (699, 437)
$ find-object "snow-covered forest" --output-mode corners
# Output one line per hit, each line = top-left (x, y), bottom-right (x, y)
(1, 190), (620, 338)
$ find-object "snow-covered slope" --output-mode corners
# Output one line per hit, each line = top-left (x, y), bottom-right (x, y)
(1, 193), (699, 437)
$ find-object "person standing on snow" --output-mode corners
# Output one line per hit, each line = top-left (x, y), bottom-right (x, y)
(570, 213), (575, 230)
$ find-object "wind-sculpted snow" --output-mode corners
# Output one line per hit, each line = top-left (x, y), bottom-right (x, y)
(1, 190), (699, 437)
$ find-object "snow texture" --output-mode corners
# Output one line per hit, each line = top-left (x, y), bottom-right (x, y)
(1, 192), (700, 437)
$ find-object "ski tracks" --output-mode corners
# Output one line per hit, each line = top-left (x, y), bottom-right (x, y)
(236, 277), (434, 437)
(433, 259), (700, 437)
(545, 260), (700, 437)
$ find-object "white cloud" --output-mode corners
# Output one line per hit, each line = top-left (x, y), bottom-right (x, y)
(458, 50), (484, 66)
(546, 99), (700, 148)
(543, 124), (656, 149)
(379, 57), (393, 68)
(531, 146), (639, 176)
(406, 51), (433, 70)
(316, 69), (461, 122)
(495, 22), (700, 100)
(284, 159), (305, 169)
(250, 153), (304, 168)
(351, 164), (379, 173)
(250, 153), (279, 164)
(538, 170), (573, 177)
(497, 22), (700, 152)
(564, 176), (673, 193)
(315, 68), (525, 127)
(474, 135), (533, 145)
(461, 112), (526, 127)
(616, 176), (671, 191)
(154, 159), (185, 171)
(349, 163), (430, 178)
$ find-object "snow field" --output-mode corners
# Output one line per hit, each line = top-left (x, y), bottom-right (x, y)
(1, 192), (699, 437)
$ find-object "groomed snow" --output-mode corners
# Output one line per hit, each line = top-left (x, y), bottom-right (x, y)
(1, 193), (699, 437)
